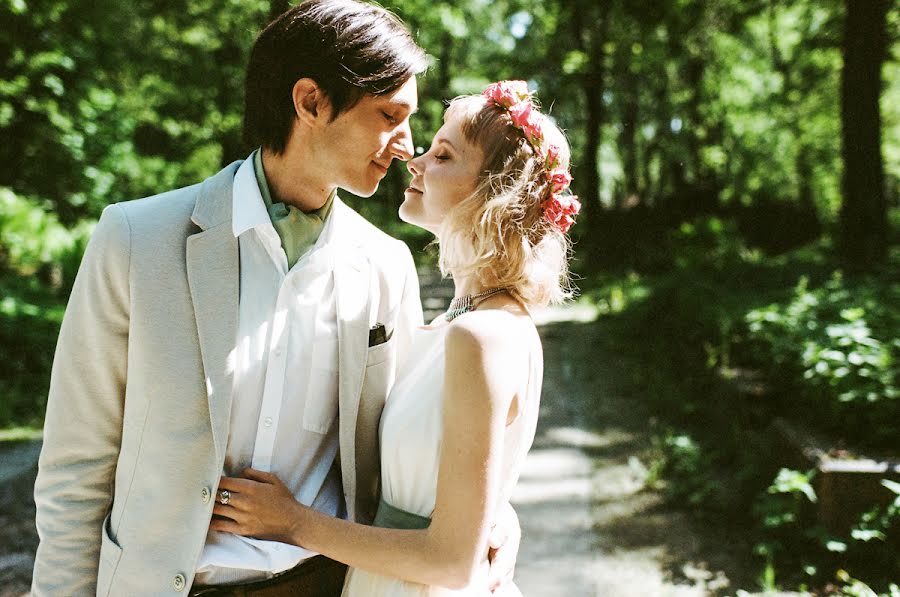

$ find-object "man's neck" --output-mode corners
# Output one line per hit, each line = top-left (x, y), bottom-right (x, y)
(260, 146), (334, 213)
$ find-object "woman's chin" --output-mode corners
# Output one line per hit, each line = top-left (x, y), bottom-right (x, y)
(398, 202), (418, 226)
(398, 202), (440, 235)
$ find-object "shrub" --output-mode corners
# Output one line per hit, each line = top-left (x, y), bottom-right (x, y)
(742, 270), (899, 450)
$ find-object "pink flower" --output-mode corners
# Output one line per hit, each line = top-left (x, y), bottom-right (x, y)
(520, 114), (543, 146)
(545, 144), (562, 170)
(483, 80), (530, 108)
(507, 100), (532, 128)
(549, 168), (572, 193)
(543, 193), (581, 233)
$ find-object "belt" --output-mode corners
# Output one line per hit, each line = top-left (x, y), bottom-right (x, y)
(189, 555), (348, 597)
(372, 497), (431, 530)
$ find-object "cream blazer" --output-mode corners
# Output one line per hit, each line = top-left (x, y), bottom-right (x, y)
(31, 161), (424, 596)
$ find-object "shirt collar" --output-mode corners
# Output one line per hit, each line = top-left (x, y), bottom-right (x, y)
(232, 151), (271, 238)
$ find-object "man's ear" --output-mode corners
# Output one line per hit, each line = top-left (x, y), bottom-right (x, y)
(292, 78), (331, 126)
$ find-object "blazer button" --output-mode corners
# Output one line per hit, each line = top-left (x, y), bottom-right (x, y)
(173, 573), (186, 591)
(201, 486), (211, 504)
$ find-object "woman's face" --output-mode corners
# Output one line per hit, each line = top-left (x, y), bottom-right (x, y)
(399, 114), (484, 235)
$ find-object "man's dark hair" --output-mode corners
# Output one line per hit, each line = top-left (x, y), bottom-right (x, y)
(244, 0), (428, 153)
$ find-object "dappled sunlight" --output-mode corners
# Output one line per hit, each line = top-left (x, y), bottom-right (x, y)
(513, 446), (593, 503)
(530, 302), (600, 326)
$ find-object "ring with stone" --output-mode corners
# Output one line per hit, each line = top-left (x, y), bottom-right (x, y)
(218, 489), (231, 505)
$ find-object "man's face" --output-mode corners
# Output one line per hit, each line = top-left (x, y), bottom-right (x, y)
(317, 77), (418, 197)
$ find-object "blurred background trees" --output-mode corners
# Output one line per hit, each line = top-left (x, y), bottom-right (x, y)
(2, 0), (897, 262)
(1, 0), (898, 592)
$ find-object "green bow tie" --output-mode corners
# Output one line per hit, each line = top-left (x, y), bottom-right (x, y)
(253, 149), (334, 268)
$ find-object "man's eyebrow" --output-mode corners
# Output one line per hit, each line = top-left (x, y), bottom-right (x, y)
(387, 100), (418, 115)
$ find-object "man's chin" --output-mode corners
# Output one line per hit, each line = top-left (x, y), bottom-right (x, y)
(342, 180), (380, 198)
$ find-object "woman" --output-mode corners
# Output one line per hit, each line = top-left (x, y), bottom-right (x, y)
(209, 81), (580, 596)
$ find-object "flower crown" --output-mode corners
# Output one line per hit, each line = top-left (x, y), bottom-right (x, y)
(482, 81), (581, 234)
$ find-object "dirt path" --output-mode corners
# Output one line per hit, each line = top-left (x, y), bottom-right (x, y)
(511, 306), (805, 597)
(513, 316), (715, 596)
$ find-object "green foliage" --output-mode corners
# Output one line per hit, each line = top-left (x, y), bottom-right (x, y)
(0, 274), (65, 428)
(743, 270), (899, 449)
(0, 187), (93, 289)
(595, 234), (899, 591)
(851, 480), (900, 550)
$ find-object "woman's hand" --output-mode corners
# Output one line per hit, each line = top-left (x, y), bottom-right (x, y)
(208, 468), (304, 544)
(487, 501), (521, 593)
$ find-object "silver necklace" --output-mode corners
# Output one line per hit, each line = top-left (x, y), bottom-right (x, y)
(445, 287), (510, 322)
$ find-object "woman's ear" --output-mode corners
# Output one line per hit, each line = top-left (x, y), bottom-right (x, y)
(292, 78), (331, 126)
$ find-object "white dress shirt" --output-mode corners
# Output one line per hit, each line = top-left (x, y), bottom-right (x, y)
(194, 156), (344, 584)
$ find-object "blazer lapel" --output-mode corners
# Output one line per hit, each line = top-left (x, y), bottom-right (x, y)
(186, 163), (241, 465)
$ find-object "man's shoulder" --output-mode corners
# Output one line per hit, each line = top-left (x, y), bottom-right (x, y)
(115, 182), (201, 220)
(113, 162), (239, 232)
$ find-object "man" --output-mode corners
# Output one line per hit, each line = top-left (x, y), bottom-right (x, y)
(31, 1), (519, 595)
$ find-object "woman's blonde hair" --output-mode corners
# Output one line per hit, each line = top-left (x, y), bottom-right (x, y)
(437, 94), (575, 307)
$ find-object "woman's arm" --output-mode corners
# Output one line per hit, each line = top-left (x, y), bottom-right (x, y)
(210, 313), (524, 590)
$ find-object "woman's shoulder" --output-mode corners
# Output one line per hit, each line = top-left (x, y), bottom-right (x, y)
(444, 308), (538, 360)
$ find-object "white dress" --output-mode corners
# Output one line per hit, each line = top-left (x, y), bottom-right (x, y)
(341, 321), (542, 597)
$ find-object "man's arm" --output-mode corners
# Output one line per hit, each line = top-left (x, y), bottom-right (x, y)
(32, 204), (131, 595)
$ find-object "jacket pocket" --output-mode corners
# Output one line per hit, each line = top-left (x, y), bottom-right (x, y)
(365, 334), (396, 368)
(96, 511), (123, 597)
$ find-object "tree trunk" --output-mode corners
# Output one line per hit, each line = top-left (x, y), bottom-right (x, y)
(573, 0), (611, 236)
(618, 46), (640, 204)
(839, 0), (888, 269)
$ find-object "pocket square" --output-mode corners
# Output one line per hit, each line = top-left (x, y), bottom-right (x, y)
(368, 323), (392, 347)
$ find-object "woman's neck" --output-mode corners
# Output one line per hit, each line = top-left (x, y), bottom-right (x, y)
(450, 274), (505, 301)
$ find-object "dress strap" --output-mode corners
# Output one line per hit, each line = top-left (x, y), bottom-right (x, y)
(372, 497), (431, 530)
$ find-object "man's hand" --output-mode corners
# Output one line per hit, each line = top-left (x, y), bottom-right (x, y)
(486, 501), (521, 593)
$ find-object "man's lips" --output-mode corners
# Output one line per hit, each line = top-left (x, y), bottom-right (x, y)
(371, 161), (390, 174)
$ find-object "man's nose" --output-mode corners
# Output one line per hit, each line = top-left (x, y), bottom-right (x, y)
(389, 120), (414, 161)
(407, 155), (421, 176)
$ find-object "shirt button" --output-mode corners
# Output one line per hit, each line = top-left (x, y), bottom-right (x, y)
(173, 573), (186, 591)
(201, 486), (211, 504)
(274, 347), (283, 357)
(264, 417), (274, 428)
